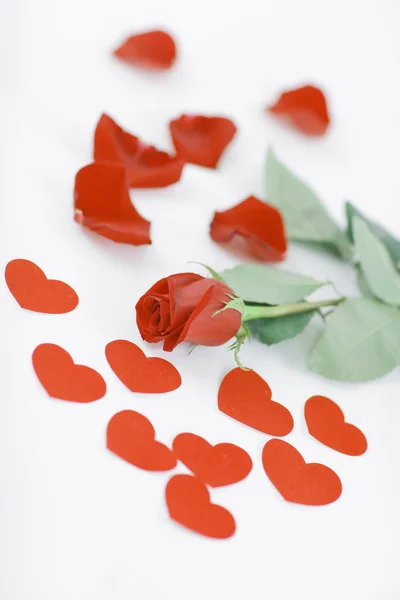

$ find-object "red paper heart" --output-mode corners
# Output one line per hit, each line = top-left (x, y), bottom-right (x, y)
(210, 196), (287, 261)
(305, 395), (368, 456)
(218, 368), (293, 436)
(107, 410), (176, 471)
(262, 439), (342, 506)
(172, 433), (252, 487)
(268, 85), (330, 136)
(165, 474), (236, 539)
(113, 30), (176, 70)
(94, 114), (184, 188)
(32, 344), (106, 403)
(5, 259), (79, 314)
(169, 115), (237, 168)
(74, 161), (151, 245)
(105, 340), (181, 393)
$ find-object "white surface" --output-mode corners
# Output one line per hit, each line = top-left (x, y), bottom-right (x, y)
(1, 0), (400, 598)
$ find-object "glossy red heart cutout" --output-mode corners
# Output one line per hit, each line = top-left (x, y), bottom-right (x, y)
(165, 474), (236, 539)
(268, 85), (330, 136)
(169, 115), (237, 168)
(172, 433), (252, 487)
(32, 344), (106, 402)
(218, 368), (293, 436)
(105, 340), (181, 393)
(262, 439), (342, 506)
(305, 395), (368, 456)
(94, 114), (184, 188)
(5, 259), (79, 314)
(107, 410), (176, 471)
(113, 30), (176, 70)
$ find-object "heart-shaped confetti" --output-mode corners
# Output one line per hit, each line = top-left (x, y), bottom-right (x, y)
(262, 439), (342, 506)
(169, 115), (237, 168)
(172, 433), (252, 487)
(305, 395), (368, 456)
(105, 340), (181, 393)
(5, 259), (79, 314)
(32, 344), (106, 402)
(218, 368), (293, 436)
(165, 474), (236, 539)
(107, 410), (176, 471)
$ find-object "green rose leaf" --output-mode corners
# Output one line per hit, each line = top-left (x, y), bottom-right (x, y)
(346, 201), (400, 266)
(353, 217), (400, 306)
(266, 148), (353, 260)
(220, 264), (326, 305)
(356, 266), (375, 299)
(248, 309), (316, 346)
(308, 297), (400, 382)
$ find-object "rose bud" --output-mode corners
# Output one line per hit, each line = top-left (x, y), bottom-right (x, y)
(136, 273), (242, 351)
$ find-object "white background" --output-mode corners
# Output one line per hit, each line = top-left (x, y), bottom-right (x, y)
(1, 0), (400, 598)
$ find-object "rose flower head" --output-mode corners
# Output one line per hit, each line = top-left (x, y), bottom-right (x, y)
(136, 273), (243, 351)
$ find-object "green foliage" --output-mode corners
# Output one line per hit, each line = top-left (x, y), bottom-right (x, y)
(308, 298), (400, 382)
(353, 217), (400, 306)
(266, 149), (353, 260)
(221, 264), (326, 305)
(248, 310), (316, 346)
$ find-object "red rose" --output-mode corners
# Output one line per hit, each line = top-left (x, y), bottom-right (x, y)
(136, 273), (242, 351)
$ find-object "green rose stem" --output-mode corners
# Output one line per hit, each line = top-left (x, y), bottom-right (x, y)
(242, 297), (345, 321)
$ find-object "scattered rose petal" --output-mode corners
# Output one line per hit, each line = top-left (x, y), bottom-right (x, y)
(165, 474), (236, 539)
(94, 114), (184, 188)
(169, 115), (237, 168)
(5, 259), (79, 314)
(74, 161), (151, 245)
(107, 410), (177, 471)
(262, 439), (342, 506)
(32, 344), (106, 403)
(305, 395), (368, 456)
(105, 340), (182, 393)
(113, 30), (176, 70)
(172, 433), (252, 487)
(210, 195), (287, 261)
(268, 85), (330, 136)
(218, 368), (294, 436)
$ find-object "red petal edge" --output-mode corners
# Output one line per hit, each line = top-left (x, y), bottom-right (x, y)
(169, 115), (237, 168)
(94, 114), (184, 189)
(268, 85), (330, 136)
(210, 196), (287, 261)
(74, 161), (151, 245)
(113, 30), (176, 70)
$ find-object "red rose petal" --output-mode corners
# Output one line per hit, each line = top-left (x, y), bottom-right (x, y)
(74, 161), (151, 245)
(305, 395), (368, 456)
(210, 195), (287, 261)
(218, 368), (294, 436)
(94, 114), (184, 188)
(32, 344), (106, 403)
(169, 115), (237, 168)
(268, 85), (330, 136)
(262, 439), (342, 506)
(113, 30), (176, 70)
(107, 410), (176, 471)
(5, 259), (79, 314)
(172, 433), (252, 487)
(165, 474), (236, 539)
(105, 340), (182, 393)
